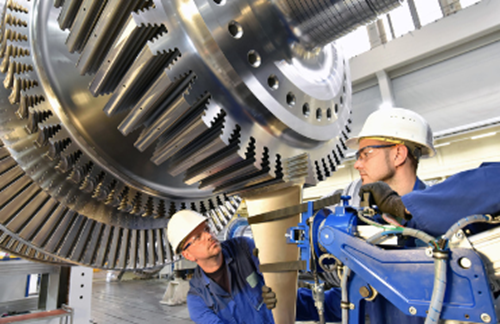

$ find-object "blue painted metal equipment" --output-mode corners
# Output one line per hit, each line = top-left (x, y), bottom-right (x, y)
(288, 201), (498, 324)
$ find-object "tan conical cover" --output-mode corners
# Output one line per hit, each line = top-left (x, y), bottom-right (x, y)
(246, 186), (302, 324)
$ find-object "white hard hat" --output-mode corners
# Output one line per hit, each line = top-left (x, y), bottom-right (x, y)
(167, 209), (207, 254)
(345, 108), (436, 158)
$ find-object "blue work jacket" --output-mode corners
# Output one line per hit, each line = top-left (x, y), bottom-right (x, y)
(403, 162), (500, 237)
(187, 237), (274, 324)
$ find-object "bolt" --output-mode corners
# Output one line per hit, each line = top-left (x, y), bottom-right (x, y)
(425, 247), (433, 258)
(455, 231), (464, 240)
(481, 313), (491, 323)
(409, 306), (417, 315)
(359, 286), (370, 298)
(459, 257), (472, 269)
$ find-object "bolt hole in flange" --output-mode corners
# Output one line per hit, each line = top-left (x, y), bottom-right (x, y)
(267, 74), (279, 90)
(327, 108), (332, 120)
(228, 21), (243, 39)
(248, 50), (261, 68)
(316, 108), (322, 121)
(286, 92), (296, 107)
(302, 103), (310, 118)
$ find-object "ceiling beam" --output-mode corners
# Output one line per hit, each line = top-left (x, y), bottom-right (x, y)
(350, 0), (500, 86)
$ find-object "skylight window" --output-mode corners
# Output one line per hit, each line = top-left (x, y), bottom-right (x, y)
(336, 26), (371, 59)
(387, 1), (415, 38)
(460, 0), (481, 8)
(413, 0), (443, 26)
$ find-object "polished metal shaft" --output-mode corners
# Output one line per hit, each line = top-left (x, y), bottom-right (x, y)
(271, 0), (402, 49)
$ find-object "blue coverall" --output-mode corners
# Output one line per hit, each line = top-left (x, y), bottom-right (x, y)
(186, 237), (274, 324)
(298, 163), (500, 323)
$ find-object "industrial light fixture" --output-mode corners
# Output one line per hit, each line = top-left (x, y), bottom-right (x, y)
(471, 132), (497, 140)
(434, 142), (450, 148)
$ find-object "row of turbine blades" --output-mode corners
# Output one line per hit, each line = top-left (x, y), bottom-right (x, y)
(0, 138), (240, 268)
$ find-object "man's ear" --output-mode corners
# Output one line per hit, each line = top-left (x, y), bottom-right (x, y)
(394, 145), (408, 167)
(182, 250), (196, 262)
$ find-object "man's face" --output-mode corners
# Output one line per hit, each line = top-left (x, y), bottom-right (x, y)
(181, 222), (221, 262)
(353, 138), (397, 185)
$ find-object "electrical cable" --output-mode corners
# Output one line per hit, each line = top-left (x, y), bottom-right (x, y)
(442, 214), (491, 241)
(308, 215), (325, 324)
(366, 230), (403, 245)
(382, 213), (405, 228)
(357, 210), (384, 228)
(340, 266), (351, 324)
(425, 256), (447, 324)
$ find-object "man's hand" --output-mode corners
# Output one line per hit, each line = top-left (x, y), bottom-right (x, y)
(359, 181), (412, 221)
(262, 285), (277, 310)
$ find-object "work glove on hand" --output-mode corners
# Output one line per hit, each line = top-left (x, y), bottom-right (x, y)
(262, 286), (277, 310)
(359, 181), (412, 221)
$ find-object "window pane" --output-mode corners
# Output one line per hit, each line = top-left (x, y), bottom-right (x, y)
(336, 26), (370, 59)
(414, 0), (443, 26)
(388, 1), (415, 38)
(460, 0), (481, 8)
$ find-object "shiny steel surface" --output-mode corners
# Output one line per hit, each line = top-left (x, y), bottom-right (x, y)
(271, 0), (402, 50)
(0, 0), (400, 269)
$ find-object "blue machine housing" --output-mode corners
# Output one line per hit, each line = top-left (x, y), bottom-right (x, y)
(288, 199), (498, 324)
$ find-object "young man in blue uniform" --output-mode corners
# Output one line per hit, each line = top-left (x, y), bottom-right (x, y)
(167, 210), (274, 324)
(303, 108), (438, 323)
(336, 107), (436, 206)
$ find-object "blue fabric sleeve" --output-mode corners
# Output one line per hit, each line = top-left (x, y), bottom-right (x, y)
(187, 293), (225, 324)
(296, 287), (342, 322)
(402, 163), (500, 237)
(238, 236), (260, 268)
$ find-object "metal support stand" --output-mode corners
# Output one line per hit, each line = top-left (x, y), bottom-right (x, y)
(0, 260), (92, 324)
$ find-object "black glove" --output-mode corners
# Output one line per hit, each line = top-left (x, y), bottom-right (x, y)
(262, 285), (277, 310)
(359, 181), (412, 221)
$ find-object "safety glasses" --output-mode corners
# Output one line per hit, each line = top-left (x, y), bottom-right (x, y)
(182, 224), (213, 251)
(355, 144), (397, 161)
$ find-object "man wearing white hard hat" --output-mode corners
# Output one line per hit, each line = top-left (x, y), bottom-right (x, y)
(334, 108), (436, 324)
(340, 107), (436, 207)
(266, 108), (438, 324)
(167, 209), (274, 324)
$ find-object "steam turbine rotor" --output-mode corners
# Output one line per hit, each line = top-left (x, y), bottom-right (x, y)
(0, 0), (401, 268)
